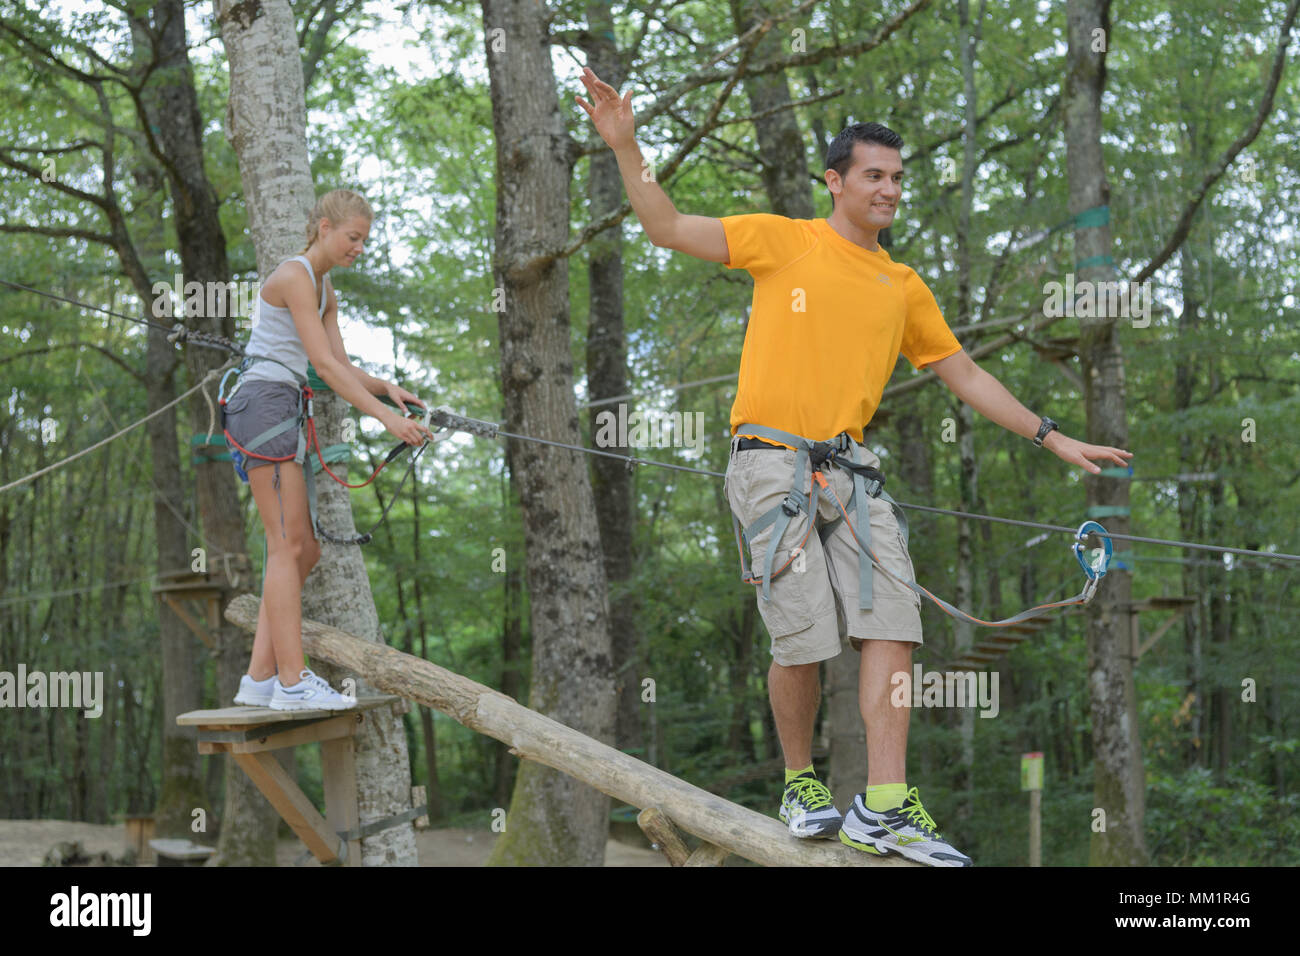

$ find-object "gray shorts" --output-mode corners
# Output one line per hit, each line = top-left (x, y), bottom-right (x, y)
(725, 439), (923, 666)
(223, 379), (304, 473)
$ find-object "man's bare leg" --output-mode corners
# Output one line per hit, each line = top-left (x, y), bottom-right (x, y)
(859, 639), (912, 785)
(768, 660), (820, 770)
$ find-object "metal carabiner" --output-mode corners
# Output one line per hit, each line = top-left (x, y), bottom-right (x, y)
(217, 365), (243, 405)
(1073, 520), (1112, 601)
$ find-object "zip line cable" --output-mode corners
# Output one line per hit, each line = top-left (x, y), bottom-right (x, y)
(0, 359), (237, 495)
(4, 276), (1298, 567)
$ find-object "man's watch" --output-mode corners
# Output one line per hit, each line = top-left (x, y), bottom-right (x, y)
(1033, 416), (1059, 447)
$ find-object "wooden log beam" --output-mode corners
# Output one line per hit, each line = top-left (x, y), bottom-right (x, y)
(684, 844), (731, 867)
(224, 594), (914, 868)
(637, 806), (690, 866)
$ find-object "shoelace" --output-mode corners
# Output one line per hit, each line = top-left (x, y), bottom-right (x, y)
(898, 786), (940, 835)
(299, 669), (336, 694)
(785, 775), (834, 810)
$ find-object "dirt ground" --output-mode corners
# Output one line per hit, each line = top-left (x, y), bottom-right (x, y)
(0, 818), (667, 867)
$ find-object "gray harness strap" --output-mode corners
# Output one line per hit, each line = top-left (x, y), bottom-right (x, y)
(730, 423), (906, 611)
(730, 423), (1105, 629)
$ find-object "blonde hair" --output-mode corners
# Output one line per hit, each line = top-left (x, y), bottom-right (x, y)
(300, 189), (374, 254)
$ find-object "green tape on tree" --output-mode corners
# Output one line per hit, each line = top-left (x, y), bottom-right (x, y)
(1072, 205), (1110, 229)
(1086, 505), (1130, 518)
(307, 362), (403, 409)
(306, 443), (353, 474)
(1075, 254), (1115, 271)
(189, 434), (229, 448)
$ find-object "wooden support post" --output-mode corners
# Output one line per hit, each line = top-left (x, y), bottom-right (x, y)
(230, 750), (342, 864)
(637, 806), (690, 865)
(638, 806), (730, 867)
(1029, 789), (1041, 867)
(322, 737), (360, 867)
(178, 699), (395, 866)
(161, 594), (216, 649)
(684, 844), (731, 867)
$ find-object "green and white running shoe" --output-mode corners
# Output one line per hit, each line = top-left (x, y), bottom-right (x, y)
(839, 787), (972, 866)
(778, 771), (843, 838)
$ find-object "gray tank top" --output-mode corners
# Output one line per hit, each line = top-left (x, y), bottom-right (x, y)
(240, 255), (329, 386)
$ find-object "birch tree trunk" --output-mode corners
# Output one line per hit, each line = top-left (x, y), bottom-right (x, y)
(1064, 0), (1148, 866)
(214, 0), (417, 866)
(480, 0), (616, 866)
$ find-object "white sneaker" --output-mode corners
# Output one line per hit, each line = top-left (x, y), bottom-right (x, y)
(233, 673), (277, 707)
(269, 668), (357, 711)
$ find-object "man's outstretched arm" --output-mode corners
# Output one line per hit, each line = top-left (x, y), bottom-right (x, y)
(576, 67), (729, 262)
(928, 350), (1133, 475)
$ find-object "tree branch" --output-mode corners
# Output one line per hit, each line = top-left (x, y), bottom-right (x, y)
(1133, 0), (1299, 284)
(0, 222), (114, 245)
(0, 342), (143, 382)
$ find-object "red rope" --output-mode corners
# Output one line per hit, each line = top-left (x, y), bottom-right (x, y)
(221, 386), (402, 488)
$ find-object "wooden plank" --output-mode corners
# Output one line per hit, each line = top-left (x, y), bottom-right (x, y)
(224, 594), (915, 868)
(322, 738), (360, 867)
(637, 806), (690, 866)
(177, 695), (399, 727)
(230, 750), (340, 864)
(209, 713), (361, 754)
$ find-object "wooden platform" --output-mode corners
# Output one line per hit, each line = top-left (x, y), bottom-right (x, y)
(178, 695), (401, 866)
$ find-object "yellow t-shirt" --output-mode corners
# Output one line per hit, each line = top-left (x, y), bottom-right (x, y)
(722, 214), (962, 447)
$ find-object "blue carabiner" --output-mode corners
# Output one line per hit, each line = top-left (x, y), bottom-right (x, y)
(1073, 520), (1112, 580)
(217, 365), (243, 405)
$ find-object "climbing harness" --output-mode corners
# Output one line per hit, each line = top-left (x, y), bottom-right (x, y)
(728, 424), (1113, 629)
(218, 355), (434, 545)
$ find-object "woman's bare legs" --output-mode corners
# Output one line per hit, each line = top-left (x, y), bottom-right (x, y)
(244, 461), (322, 688)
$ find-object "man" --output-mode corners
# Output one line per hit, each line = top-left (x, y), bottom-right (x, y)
(577, 68), (1132, 866)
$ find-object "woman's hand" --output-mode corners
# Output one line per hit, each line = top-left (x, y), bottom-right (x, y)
(380, 381), (426, 416)
(379, 381), (433, 445)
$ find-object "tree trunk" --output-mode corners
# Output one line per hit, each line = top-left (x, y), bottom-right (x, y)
(135, 0), (273, 855)
(214, 0), (417, 866)
(119, 71), (209, 839)
(1174, 243), (1204, 767)
(579, 2), (642, 757)
(1064, 0), (1148, 866)
(480, 0), (616, 866)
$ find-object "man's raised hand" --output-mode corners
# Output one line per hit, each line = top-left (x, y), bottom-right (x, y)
(576, 67), (636, 151)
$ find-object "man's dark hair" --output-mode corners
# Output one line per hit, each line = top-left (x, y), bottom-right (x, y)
(825, 122), (904, 204)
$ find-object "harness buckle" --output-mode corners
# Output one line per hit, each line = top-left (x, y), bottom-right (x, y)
(780, 492), (802, 518)
(860, 467), (886, 498)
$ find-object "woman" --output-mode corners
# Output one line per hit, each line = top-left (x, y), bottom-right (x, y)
(224, 189), (432, 710)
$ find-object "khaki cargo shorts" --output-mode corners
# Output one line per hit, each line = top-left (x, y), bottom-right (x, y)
(725, 438), (923, 666)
